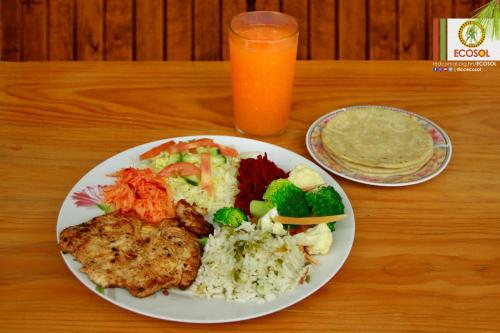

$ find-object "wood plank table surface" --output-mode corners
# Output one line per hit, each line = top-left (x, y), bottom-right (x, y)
(0, 61), (499, 332)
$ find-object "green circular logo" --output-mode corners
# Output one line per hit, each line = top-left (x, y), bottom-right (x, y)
(459, 20), (486, 48)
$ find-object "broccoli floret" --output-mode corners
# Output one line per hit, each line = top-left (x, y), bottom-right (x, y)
(213, 207), (248, 227)
(305, 185), (344, 215)
(263, 179), (309, 217)
(305, 185), (344, 231)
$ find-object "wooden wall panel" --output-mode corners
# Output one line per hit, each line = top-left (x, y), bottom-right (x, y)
(399, 0), (426, 60)
(194, 0), (221, 60)
(310, 0), (335, 60)
(455, 0), (475, 17)
(369, 0), (397, 60)
(21, 0), (47, 60)
(166, 0), (193, 60)
(473, 0), (495, 14)
(477, 0), (494, 6)
(136, 0), (164, 61)
(428, 0), (454, 19)
(254, 0), (280, 11)
(455, 0), (490, 17)
(222, 0), (247, 60)
(282, 0), (308, 60)
(338, 0), (366, 60)
(76, 0), (104, 60)
(0, 0), (1, 60)
(105, 0), (133, 60)
(427, 0), (453, 58)
(1, 0), (21, 61)
(48, 0), (74, 60)
(0, 0), (494, 61)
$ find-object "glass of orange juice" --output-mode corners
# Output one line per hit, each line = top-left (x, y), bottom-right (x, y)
(229, 11), (298, 136)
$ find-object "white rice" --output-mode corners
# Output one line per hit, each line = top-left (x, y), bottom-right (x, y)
(192, 222), (310, 302)
(167, 157), (240, 216)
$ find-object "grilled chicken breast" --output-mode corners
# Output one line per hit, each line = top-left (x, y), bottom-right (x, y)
(59, 212), (201, 297)
(175, 199), (214, 236)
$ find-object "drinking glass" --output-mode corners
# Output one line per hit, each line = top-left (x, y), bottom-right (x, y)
(229, 11), (298, 136)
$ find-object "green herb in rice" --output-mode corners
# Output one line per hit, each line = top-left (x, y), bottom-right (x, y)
(191, 222), (310, 302)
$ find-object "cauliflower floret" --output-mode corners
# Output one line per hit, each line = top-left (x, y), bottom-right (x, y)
(257, 208), (287, 236)
(293, 223), (332, 255)
(288, 164), (324, 191)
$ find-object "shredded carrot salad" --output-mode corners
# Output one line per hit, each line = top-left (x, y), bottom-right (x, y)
(102, 167), (176, 224)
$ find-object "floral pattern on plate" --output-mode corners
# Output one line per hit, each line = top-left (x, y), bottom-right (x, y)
(306, 105), (452, 187)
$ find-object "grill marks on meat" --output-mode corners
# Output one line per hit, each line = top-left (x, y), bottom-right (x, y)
(59, 212), (201, 298)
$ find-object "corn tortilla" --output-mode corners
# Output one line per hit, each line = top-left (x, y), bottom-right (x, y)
(321, 107), (434, 175)
(325, 147), (431, 176)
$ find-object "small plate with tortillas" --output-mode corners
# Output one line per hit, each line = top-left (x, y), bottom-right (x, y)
(306, 105), (452, 186)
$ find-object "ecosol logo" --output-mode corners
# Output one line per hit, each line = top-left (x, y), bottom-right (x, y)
(441, 19), (498, 61)
(454, 20), (490, 58)
(458, 20), (486, 48)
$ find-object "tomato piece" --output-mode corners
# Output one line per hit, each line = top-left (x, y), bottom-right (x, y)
(173, 138), (218, 153)
(139, 141), (175, 160)
(217, 144), (238, 157)
(158, 162), (201, 177)
(140, 139), (237, 160)
(289, 225), (308, 235)
(200, 153), (213, 196)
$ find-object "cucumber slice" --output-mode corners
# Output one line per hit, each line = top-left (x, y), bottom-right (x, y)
(209, 147), (220, 156)
(195, 147), (208, 154)
(168, 153), (181, 164)
(181, 153), (201, 165)
(196, 147), (220, 155)
(211, 154), (226, 166)
(184, 175), (201, 185)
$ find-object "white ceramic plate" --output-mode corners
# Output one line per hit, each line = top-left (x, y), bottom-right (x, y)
(56, 135), (355, 323)
(306, 105), (452, 187)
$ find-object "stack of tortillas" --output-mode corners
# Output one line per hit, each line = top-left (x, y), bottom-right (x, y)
(321, 107), (434, 177)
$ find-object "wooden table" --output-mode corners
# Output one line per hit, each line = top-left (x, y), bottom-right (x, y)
(1, 61), (499, 332)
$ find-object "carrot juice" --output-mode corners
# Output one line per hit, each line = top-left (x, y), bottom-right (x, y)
(229, 12), (298, 136)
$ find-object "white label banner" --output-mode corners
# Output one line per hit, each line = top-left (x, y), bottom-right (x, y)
(447, 19), (500, 61)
